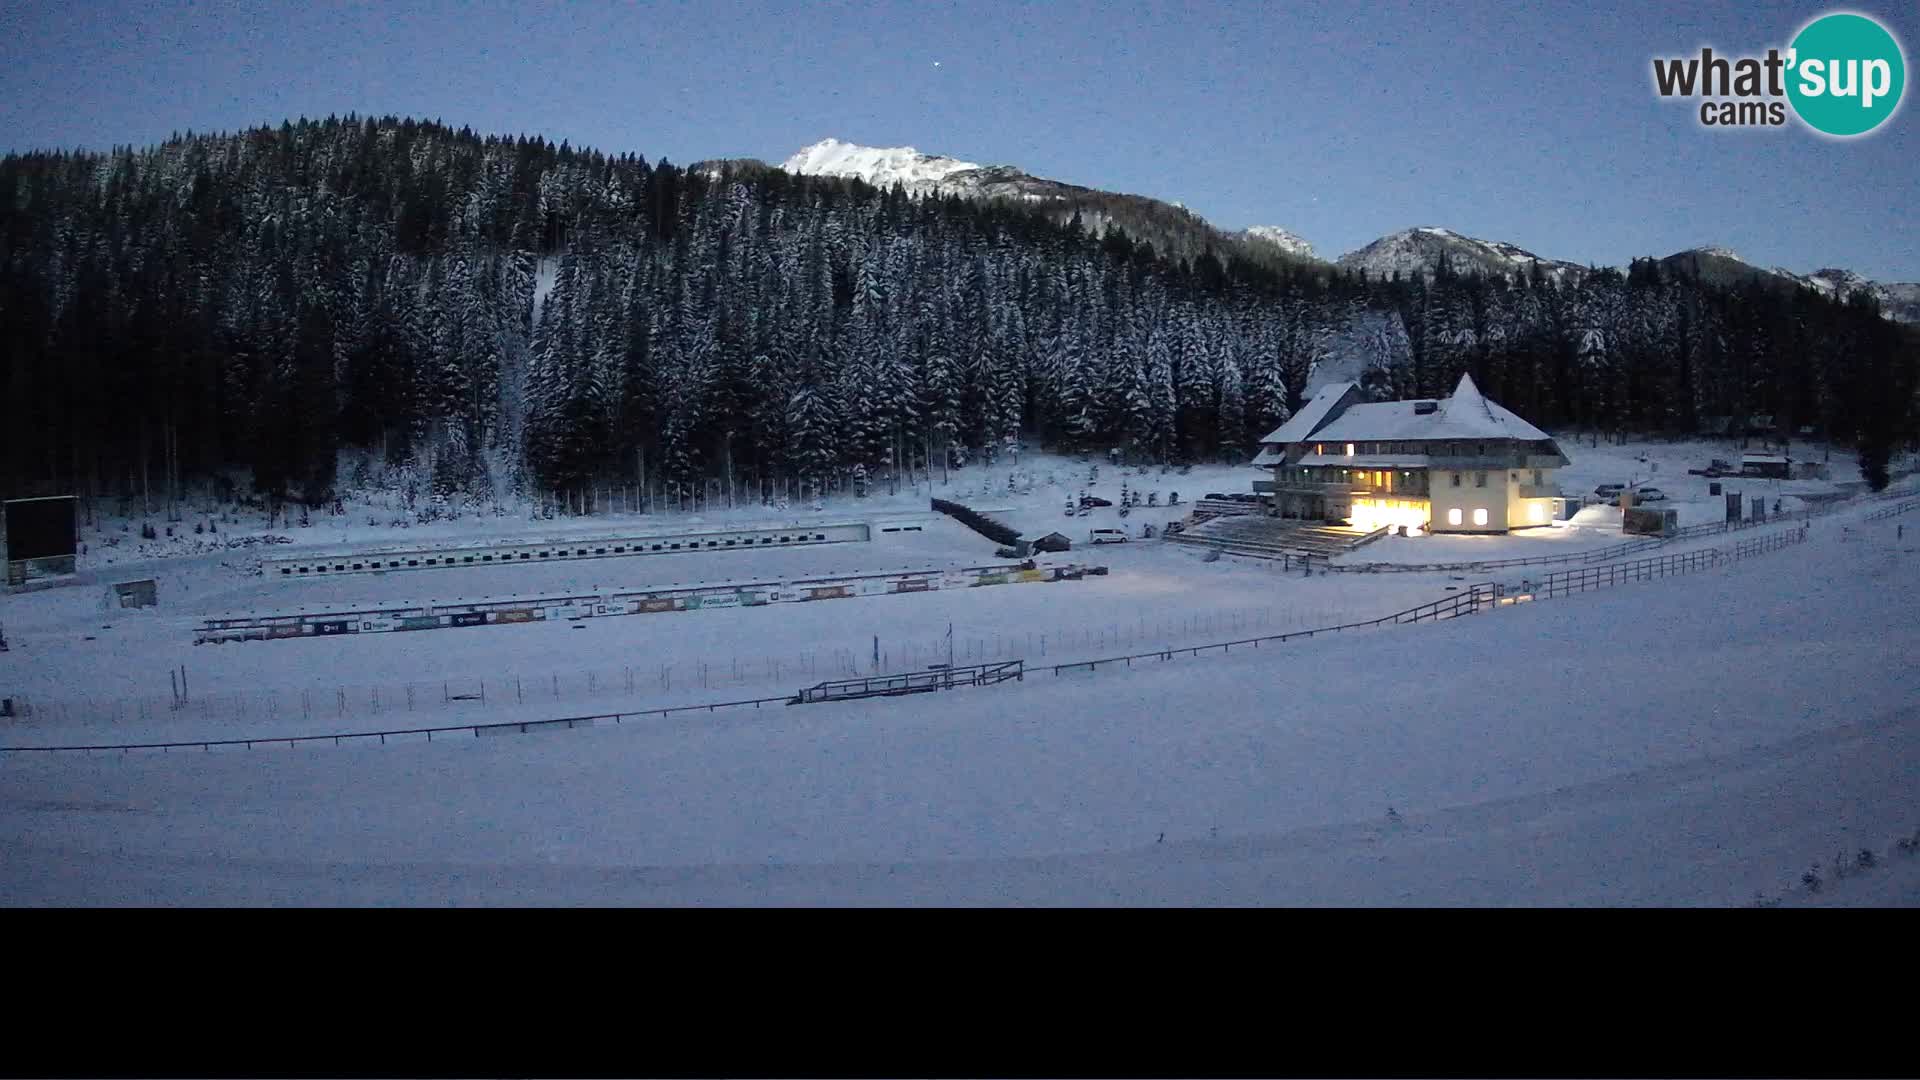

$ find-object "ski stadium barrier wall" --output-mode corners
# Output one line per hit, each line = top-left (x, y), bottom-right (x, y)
(259, 520), (882, 578)
(194, 560), (1106, 644)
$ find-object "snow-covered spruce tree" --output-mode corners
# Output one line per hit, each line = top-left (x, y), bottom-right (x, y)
(4, 115), (1915, 503)
(786, 351), (842, 498)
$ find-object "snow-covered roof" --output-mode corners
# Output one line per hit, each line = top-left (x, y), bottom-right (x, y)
(1258, 383), (1356, 445)
(1741, 454), (1789, 464)
(1294, 374), (1551, 444)
(1251, 446), (1286, 467)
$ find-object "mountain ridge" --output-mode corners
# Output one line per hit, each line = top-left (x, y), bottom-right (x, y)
(775, 137), (1327, 272)
(776, 138), (1917, 320)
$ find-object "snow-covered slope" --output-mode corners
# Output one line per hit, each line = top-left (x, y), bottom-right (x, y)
(1239, 225), (1316, 260)
(779, 138), (983, 193)
(780, 137), (1134, 209)
(1336, 226), (1585, 282)
(778, 138), (1324, 268)
(1658, 248), (1920, 323)
(1804, 268), (1920, 323)
(1333, 230), (1918, 323)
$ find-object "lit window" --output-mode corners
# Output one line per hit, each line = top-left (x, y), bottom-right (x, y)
(1447, 508), (1463, 526)
(1473, 508), (1489, 526)
(1532, 503), (1547, 523)
(1345, 443), (1355, 457)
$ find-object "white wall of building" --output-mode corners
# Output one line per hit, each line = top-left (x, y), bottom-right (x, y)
(1429, 467), (1506, 533)
(1505, 469), (1556, 529)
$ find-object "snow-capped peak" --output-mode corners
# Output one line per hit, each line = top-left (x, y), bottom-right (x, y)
(1241, 225), (1316, 259)
(1336, 226), (1581, 282)
(1804, 267), (1870, 293)
(780, 138), (982, 191)
(1691, 245), (1745, 263)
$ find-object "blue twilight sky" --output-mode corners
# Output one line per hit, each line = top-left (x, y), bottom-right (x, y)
(2, 0), (1916, 279)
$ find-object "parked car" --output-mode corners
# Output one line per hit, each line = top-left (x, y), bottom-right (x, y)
(1634, 486), (1668, 502)
(1089, 528), (1131, 544)
(1594, 483), (1627, 502)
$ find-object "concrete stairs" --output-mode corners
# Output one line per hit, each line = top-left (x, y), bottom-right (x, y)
(1166, 515), (1382, 560)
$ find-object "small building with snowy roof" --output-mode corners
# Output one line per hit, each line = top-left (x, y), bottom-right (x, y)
(1031, 531), (1073, 553)
(1739, 453), (1790, 479)
(1251, 374), (1570, 534)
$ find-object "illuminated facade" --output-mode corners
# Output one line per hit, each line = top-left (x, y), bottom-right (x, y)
(1250, 374), (1569, 535)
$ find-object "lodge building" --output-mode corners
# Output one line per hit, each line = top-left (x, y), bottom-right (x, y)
(1251, 374), (1570, 534)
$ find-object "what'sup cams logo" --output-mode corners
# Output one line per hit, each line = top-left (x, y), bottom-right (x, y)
(1653, 11), (1906, 136)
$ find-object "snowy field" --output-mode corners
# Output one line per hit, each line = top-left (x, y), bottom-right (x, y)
(3, 440), (1917, 905)
(3, 490), (1918, 904)
(2, 440), (1909, 740)
(0, 514), (1450, 744)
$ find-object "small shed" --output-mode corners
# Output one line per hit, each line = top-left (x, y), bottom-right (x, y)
(1623, 506), (1679, 537)
(1031, 531), (1073, 553)
(1741, 454), (1790, 479)
(112, 579), (159, 608)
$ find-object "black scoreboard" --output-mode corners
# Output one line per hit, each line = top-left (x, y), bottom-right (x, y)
(3, 496), (78, 561)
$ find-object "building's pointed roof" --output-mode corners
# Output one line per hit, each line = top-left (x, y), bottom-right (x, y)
(1434, 372), (1507, 436)
(1448, 372), (1489, 414)
(1265, 372), (1555, 446)
(1257, 382), (1357, 445)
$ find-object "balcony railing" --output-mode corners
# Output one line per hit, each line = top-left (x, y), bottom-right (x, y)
(1266, 481), (1361, 495)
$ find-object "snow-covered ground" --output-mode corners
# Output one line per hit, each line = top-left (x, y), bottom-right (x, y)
(4, 440), (1915, 905)
(0, 514), (1445, 744)
(3, 491), (1916, 904)
(4, 443), (1907, 740)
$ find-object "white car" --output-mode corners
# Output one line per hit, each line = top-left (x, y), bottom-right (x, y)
(1089, 528), (1131, 545)
(1634, 487), (1669, 502)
